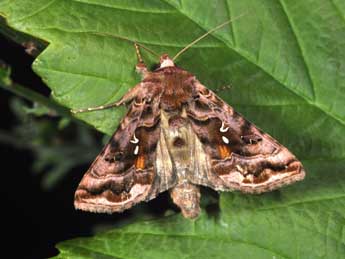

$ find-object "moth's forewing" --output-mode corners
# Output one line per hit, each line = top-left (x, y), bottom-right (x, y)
(75, 86), (165, 213)
(186, 82), (305, 193)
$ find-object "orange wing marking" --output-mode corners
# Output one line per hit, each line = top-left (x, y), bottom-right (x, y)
(218, 144), (231, 159)
(135, 155), (145, 169)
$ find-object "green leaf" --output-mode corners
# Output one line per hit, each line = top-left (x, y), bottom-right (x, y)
(1, 0), (345, 258)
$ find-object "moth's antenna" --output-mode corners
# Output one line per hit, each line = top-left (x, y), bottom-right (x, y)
(91, 32), (160, 58)
(172, 13), (247, 61)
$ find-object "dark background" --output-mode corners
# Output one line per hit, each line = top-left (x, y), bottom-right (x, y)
(0, 31), (95, 259)
(0, 33), (173, 259)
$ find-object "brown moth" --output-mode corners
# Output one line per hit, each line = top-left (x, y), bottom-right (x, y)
(72, 20), (305, 219)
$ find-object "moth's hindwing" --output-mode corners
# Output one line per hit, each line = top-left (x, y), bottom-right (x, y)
(186, 82), (305, 193)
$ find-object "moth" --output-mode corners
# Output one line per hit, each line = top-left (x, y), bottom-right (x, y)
(72, 19), (305, 219)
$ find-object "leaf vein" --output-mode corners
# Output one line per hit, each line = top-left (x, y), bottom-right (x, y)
(59, 243), (126, 259)
(277, 0), (316, 101)
(37, 66), (132, 85)
(258, 194), (345, 211)
(106, 231), (291, 259)
(224, 0), (236, 46)
(71, 0), (176, 14)
(29, 27), (225, 48)
(330, 0), (345, 24)
(10, 0), (57, 23)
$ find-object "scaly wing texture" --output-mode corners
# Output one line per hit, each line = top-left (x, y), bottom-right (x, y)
(74, 95), (163, 213)
(187, 81), (305, 193)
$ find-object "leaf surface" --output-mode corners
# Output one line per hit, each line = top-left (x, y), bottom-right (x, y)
(1, 1), (345, 258)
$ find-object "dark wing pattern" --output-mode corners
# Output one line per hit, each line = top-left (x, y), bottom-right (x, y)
(187, 81), (305, 193)
(74, 97), (162, 213)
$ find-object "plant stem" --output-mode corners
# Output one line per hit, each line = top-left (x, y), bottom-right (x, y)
(1, 80), (73, 119)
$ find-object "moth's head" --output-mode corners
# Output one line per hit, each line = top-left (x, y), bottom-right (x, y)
(159, 54), (175, 68)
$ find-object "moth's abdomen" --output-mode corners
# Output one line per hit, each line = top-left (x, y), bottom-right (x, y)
(170, 183), (201, 219)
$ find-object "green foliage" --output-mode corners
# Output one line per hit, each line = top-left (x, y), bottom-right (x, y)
(0, 63), (102, 189)
(1, 0), (345, 258)
(0, 96), (102, 189)
(0, 61), (11, 86)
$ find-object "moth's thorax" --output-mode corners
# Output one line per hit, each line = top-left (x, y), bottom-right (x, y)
(150, 67), (195, 111)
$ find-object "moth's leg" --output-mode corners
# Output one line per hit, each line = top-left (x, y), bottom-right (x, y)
(71, 82), (144, 114)
(134, 43), (148, 77)
(213, 84), (232, 94)
(71, 100), (124, 113)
